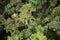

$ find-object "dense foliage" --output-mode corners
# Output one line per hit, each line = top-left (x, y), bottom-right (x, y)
(0, 0), (60, 40)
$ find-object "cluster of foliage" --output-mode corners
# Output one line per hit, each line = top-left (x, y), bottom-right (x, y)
(0, 0), (60, 40)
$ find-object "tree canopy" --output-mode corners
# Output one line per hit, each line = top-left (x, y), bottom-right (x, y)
(0, 0), (60, 40)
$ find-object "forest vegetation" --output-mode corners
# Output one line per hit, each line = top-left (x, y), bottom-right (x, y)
(0, 0), (60, 40)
